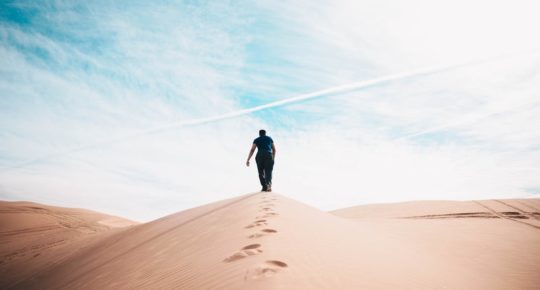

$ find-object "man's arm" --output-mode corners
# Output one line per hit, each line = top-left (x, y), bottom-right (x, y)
(246, 143), (256, 167)
(272, 143), (276, 160)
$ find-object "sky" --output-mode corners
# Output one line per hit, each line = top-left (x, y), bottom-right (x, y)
(1, 0), (539, 222)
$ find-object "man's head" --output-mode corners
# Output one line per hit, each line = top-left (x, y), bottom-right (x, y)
(259, 129), (266, 136)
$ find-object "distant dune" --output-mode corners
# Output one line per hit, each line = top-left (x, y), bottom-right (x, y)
(1, 195), (539, 289)
(331, 198), (540, 220)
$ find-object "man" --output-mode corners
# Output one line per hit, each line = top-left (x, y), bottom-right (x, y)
(246, 129), (276, 192)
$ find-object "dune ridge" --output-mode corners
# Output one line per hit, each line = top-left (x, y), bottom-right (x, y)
(1, 194), (540, 289)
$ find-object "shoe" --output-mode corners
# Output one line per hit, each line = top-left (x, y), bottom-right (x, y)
(261, 186), (268, 192)
(266, 185), (272, 192)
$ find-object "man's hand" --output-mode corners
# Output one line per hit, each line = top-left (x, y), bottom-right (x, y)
(246, 143), (256, 167)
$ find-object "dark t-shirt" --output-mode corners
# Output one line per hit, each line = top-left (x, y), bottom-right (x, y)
(253, 135), (273, 153)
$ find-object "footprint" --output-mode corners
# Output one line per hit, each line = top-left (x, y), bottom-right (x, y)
(248, 233), (265, 239)
(223, 252), (253, 262)
(256, 212), (279, 219)
(246, 260), (288, 280)
(245, 220), (267, 229)
(224, 252), (251, 262)
(266, 260), (287, 267)
(255, 215), (274, 219)
(261, 214), (278, 218)
(248, 229), (277, 239)
(242, 244), (261, 250)
(223, 244), (263, 262)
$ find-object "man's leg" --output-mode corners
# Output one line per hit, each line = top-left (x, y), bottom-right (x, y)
(264, 154), (274, 190)
(255, 155), (267, 191)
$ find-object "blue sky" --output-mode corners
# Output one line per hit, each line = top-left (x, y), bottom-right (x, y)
(1, 0), (539, 221)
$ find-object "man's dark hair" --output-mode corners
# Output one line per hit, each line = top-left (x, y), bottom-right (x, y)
(259, 129), (266, 136)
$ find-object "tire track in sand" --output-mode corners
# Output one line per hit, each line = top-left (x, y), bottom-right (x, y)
(473, 201), (540, 230)
(494, 199), (540, 221)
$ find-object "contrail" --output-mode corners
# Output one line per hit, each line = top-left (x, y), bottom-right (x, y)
(122, 58), (484, 136)
(0, 52), (532, 172)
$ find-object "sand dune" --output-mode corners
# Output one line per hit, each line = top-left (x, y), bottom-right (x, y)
(1, 194), (539, 289)
(0, 201), (138, 289)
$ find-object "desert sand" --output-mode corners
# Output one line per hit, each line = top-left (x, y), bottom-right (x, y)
(1, 194), (539, 289)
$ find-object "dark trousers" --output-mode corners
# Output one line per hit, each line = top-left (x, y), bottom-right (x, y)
(255, 152), (274, 188)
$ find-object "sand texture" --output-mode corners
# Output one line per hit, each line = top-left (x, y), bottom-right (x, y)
(1, 194), (539, 289)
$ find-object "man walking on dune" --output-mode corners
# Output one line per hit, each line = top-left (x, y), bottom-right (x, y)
(246, 129), (276, 192)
